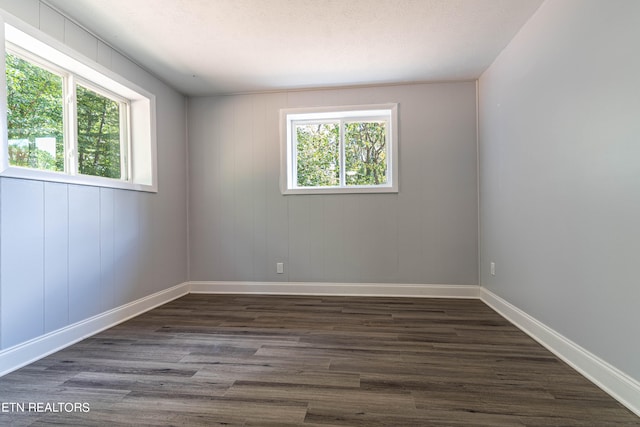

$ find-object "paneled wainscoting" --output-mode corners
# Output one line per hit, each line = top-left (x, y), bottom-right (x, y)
(0, 294), (637, 426)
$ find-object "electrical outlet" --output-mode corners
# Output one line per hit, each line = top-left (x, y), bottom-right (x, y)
(276, 262), (284, 274)
(490, 262), (496, 276)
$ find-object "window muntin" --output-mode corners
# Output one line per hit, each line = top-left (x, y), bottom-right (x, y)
(282, 104), (398, 194)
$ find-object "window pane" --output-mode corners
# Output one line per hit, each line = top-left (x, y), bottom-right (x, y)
(344, 121), (387, 186)
(6, 53), (64, 172)
(295, 122), (340, 187)
(76, 85), (122, 179)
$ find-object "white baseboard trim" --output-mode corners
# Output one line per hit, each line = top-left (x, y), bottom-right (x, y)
(0, 282), (190, 378)
(480, 287), (640, 418)
(189, 281), (481, 299)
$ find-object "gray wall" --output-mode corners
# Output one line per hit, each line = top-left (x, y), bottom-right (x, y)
(479, 0), (640, 380)
(188, 83), (478, 284)
(0, 0), (188, 349)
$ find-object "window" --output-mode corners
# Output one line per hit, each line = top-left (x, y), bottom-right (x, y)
(6, 51), (64, 173)
(75, 83), (125, 179)
(281, 104), (398, 194)
(6, 49), (127, 180)
(0, 14), (157, 192)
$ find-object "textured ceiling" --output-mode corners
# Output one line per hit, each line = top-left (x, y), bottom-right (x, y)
(45, 0), (543, 96)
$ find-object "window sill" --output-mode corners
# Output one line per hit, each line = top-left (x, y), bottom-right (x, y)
(282, 185), (398, 195)
(0, 166), (157, 193)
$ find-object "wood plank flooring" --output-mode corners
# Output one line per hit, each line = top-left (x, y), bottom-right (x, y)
(0, 294), (638, 426)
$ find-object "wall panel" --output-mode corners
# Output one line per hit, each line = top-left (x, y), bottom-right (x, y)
(189, 82), (478, 285)
(64, 20), (97, 61)
(99, 188), (115, 312)
(113, 189), (139, 307)
(68, 185), (101, 323)
(232, 96), (255, 281)
(44, 182), (68, 333)
(38, 3), (64, 41)
(0, 179), (44, 348)
(0, 0), (38, 25)
(251, 95), (269, 280)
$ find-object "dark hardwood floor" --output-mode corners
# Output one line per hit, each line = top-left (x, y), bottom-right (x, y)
(0, 294), (638, 426)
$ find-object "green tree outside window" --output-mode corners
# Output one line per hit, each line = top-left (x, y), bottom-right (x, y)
(6, 52), (123, 179)
(6, 52), (64, 172)
(76, 85), (121, 179)
(295, 120), (387, 187)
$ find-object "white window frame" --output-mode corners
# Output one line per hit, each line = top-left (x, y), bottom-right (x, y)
(0, 12), (157, 192)
(280, 103), (398, 195)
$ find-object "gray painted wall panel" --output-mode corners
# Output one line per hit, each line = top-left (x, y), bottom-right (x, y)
(96, 41), (111, 69)
(359, 195), (398, 283)
(44, 182), (68, 333)
(38, 3), (64, 42)
(0, 0), (38, 25)
(250, 95), (269, 281)
(68, 185), (101, 323)
(305, 196), (327, 282)
(0, 179), (44, 348)
(113, 189), (139, 307)
(288, 196), (312, 281)
(110, 51), (149, 92)
(321, 197), (346, 282)
(187, 97), (217, 280)
(233, 96), (255, 281)
(137, 193), (153, 299)
(99, 188), (115, 312)
(189, 82), (478, 284)
(64, 20), (97, 62)
(340, 198), (363, 283)
(216, 97), (238, 280)
(479, 0), (640, 380)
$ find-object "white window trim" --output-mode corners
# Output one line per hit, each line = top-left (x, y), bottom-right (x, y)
(280, 103), (398, 195)
(0, 12), (157, 193)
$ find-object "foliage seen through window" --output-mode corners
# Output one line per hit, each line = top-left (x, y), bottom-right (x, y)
(345, 121), (387, 186)
(295, 120), (388, 188)
(76, 85), (122, 179)
(6, 52), (64, 172)
(5, 51), (125, 179)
